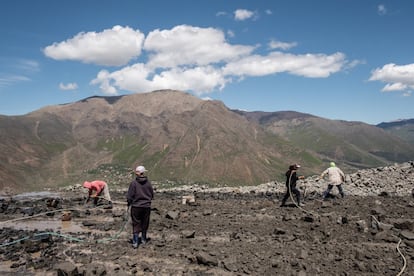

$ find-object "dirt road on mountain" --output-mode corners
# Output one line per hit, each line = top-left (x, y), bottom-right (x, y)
(1, 190), (414, 275)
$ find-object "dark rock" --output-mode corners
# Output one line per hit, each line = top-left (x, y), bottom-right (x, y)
(103, 223), (113, 231)
(303, 215), (314, 222)
(356, 220), (368, 232)
(222, 257), (239, 272)
(337, 216), (348, 224)
(405, 240), (414, 248)
(202, 209), (213, 216)
(374, 231), (400, 243)
(20, 207), (34, 216)
(166, 211), (179, 220)
(391, 219), (414, 231)
(378, 191), (389, 197)
(46, 198), (60, 208)
(400, 230), (414, 240)
(196, 252), (218, 267)
(273, 228), (286, 235)
(181, 230), (195, 238)
(82, 220), (97, 227)
(1, 202), (9, 213)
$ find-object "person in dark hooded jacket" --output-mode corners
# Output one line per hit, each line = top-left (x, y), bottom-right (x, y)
(127, 165), (154, 248)
(280, 164), (305, 207)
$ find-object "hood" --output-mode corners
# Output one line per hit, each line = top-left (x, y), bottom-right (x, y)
(136, 175), (148, 185)
(285, 169), (294, 176)
(83, 181), (92, 189)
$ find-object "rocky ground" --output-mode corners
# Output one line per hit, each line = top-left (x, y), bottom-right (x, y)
(0, 162), (414, 275)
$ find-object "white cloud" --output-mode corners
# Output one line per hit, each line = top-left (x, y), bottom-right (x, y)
(381, 83), (407, 92)
(0, 59), (38, 88)
(91, 50), (348, 96)
(265, 9), (272, 15)
(403, 91), (412, 97)
(377, 4), (387, 15)
(15, 59), (40, 72)
(143, 25), (255, 69)
(234, 9), (255, 21)
(216, 11), (227, 17)
(152, 66), (228, 94)
(223, 52), (346, 78)
(346, 59), (366, 70)
(43, 25), (145, 66)
(43, 24), (354, 97)
(90, 64), (152, 95)
(91, 63), (228, 96)
(59, 82), (78, 90)
(369, 63), (414, 92)
(0, 74), (30, 88)
(268, 39), (297, 51)
(90, 70), (118, 95)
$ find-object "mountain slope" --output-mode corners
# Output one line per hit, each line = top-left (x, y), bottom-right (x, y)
(0, 90), (318, 192)
(2, 90), (414, 192)
(237, 110), (414, 170)
(377, 119), (414, 144)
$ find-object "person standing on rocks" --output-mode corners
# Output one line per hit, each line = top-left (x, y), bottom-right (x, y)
(280, 164), (305, 207)
(127, 165), (154, 249)
(320, 162), (345, 199)
(83, 180), (112, 207)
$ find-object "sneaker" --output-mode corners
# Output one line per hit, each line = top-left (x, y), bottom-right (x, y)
(132, 234), (139, 248)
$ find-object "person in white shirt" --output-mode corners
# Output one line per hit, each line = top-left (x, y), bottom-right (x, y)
(320, 162), (345, 199)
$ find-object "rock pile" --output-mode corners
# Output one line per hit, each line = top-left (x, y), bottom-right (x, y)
(156, 161), (414, 197)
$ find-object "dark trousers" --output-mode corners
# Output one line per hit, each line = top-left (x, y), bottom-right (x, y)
(131, 206), (151, 234)
(281, 183), (301, 205)
(323, 184), (344, 198)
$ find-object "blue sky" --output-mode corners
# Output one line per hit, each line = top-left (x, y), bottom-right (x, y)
(1, 0), (413, 125)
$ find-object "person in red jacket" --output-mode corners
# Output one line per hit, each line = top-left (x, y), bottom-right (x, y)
(127, 165), (154, 249)
(83, 180), (112, 206)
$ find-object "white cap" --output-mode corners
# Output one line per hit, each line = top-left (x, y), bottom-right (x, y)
(135, 165), (147, 174)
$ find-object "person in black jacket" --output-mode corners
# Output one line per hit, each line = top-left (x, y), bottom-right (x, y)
(280, 164), (305, 207)
(127, 165), (154, 248)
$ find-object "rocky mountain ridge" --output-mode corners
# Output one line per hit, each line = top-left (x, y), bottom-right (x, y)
(377, 118), (414, 144)
(1, 90), (413, 192)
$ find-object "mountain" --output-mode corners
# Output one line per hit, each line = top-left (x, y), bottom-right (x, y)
(1, 90), (414, 192)
(0, 90), (318, 192)
(235, 110), (414, 171)
(377, 119), (414, 144)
